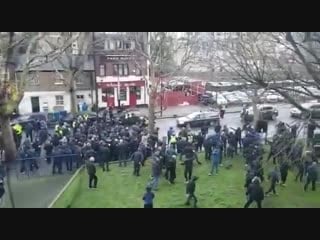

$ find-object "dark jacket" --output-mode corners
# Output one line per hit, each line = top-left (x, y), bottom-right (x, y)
(268, 170), (280, 184)
(307, 164), (318, 181)
(152, 158), (161, 177)
(86, 161), (96, 175)
(44, 143), (53, 155)
(246, 182), (264, 201)
(186, 179), (196, 194)
(25, 122), (33, 134)
(131, 151), (144, 165)
(280, 161), (290, 173)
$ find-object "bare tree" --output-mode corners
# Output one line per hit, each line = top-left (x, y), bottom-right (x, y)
(44, 32), (94, 114)
(132, 32), (199, 132)
(0, 32), (76, 162)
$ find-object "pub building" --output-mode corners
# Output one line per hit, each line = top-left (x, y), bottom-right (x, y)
(95, 33), (149, 108)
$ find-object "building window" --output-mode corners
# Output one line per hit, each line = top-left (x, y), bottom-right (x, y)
(124, 41), (131, 49)
(113, 64), (129, 76)
(109, 40), (115, 50)
(136, 87), (141, 100)
(119, 88), (127, 101)
(106, 88), (114, 97)
(116, 40), (123, 49)
(135, 65), (142, 76)
(99, 64), (106, 76)
(55, 95), (64, 105)
(54, 72), (64, 85)
(76, 95), (84, 100)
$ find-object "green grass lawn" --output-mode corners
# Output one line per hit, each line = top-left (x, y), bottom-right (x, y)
(53, 154), (320, 208)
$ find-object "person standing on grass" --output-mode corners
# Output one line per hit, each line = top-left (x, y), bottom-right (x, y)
(265, 166), (279, 196)
(143, 186), (155, 208)
(280, 160), (290, 186)
(304, 162), (318, 192)
(131, 149), (144, 177)
(86, 157), (98, 188)
(244, 177), (264, 208)
(183, 145), (201, 183)
(209, 148), (220, 176)
(185, 176), (199, 208)
(151, 151), (161, 191)
(295, 160), (304, 182)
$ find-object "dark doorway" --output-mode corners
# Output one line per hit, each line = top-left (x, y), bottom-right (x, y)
(31, 97), (40, 113)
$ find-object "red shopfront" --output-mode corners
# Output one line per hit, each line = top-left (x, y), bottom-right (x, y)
(98, 80), (146, 107)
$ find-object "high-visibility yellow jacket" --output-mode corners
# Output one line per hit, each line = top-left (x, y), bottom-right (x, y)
(84, 114), (89, 121)
(13, 124), (23, 135)
(170, 136), (177, 144)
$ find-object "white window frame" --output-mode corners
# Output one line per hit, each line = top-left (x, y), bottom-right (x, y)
(99, 64), (106, 76)
(55, 95), (64, 105)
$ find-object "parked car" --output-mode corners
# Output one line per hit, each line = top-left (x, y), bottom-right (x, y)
(177, 111), (220, 128)
(200, 93), (215, 106)
(241, 104), (279, 122)
(290, 102), (320, 119)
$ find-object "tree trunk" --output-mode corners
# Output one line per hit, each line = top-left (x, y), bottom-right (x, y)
(0, 116), (17, 162)
(69, 72), (78, 115)
(148, 69), (156, 133)
(252, 89), (260, 127)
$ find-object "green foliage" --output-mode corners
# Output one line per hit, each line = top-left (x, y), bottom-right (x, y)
(53, 154), (320, 208)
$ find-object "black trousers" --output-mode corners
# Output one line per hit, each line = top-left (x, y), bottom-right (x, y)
(304, 178), (316, 191)
(65, 158), (73, 171)
(185, 193), (198, 208)
(196, 143), (203, 152)
(144, 203), (153, 208)
(205, 147), (212, 161)
(266, 182), (277, 194)
(281, 171), (288, 184)
(165, 166), (176, 183)
(26, 131), (33, 142)
(100, 160), (109, 172)
(267, 152), (277, 165)
(295, 170), (304, 182)
(119, 152), (127, 167)
(184, 164), (193, 181)
(244, 198), (262, 208)
(89, 174), (98, 188)
(133, 163), (140, 176)
(52, 161), (62, 174)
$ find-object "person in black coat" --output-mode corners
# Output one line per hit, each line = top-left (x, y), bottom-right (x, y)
(182, 145), (201, 183)
(203, 137), (212, 161)
(52, 146), (63, 174)
(304, 162), (318, 191)
(25, 122), (34, 142)
(265, 167), (279, 196)
(195, 132), (204, 153)
(295, 160), (304, 182)
(44, 140), (53, 164)
(185, 176), (199, 208)
(99, 141), (110, 172)
(165, 146), (177, 184)
(235, 127), (242, 150)
(86, 157), (98, 188)
(131, 150), (144, 176)
(280, 160), (290, 186)
(118, 139), (128, 167)
(244, 177), (264, 208)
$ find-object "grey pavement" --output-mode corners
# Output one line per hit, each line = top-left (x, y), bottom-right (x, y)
(1, 131), (75, 208)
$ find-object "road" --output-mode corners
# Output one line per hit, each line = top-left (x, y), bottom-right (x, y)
(153, 103), (305, 140)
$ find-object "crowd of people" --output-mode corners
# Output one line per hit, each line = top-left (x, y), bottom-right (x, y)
(3, 106), (320, 208)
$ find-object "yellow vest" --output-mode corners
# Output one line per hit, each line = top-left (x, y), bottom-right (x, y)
(170, 136), (177, 144)
(84, 114), (89, 121)
(13, 124), (22, 135)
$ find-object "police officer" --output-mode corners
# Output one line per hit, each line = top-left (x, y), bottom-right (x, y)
(182, 145), (201, 183)
(167, 127), (174, 144)
(13, 123), (23, 148)
(169, 134), (177, 151)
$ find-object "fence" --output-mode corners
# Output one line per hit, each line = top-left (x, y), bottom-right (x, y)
(5, 154), (81, 180)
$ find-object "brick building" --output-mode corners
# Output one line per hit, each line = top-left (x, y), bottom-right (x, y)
(94, 32), (149, 108)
